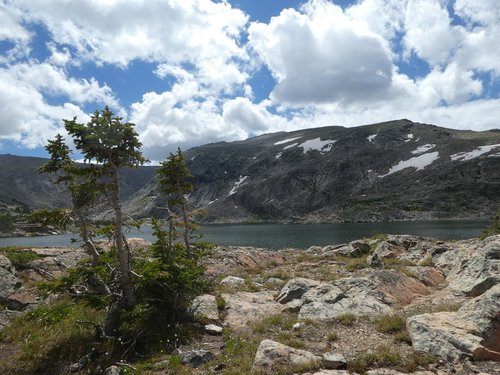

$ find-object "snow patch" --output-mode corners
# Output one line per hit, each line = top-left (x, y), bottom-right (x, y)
(283, 142), (298, 150)
(299, 138), (336, 154)
(450, 144), (500, 161)
(275, 152), (282, 159)
(274, 136), (301, 145)
(367, 134), (377, 142)
(228, 175), (248, 196)
(404, 134), (414, 142)
(411, 144), (436, 155)
(207, 199), (218, 206)
(488, 153), (500, 158)
(379, 152), (439, 177)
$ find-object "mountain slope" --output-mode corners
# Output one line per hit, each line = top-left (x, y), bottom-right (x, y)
(124, 119), (500, 223)
(0, 154), (157, 213)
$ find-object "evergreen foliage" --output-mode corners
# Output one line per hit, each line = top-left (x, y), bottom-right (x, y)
(5, 110), (210, 373)
(480, 209), (500, 239)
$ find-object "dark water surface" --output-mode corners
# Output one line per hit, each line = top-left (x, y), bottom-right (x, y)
(0, 220), (489, 249)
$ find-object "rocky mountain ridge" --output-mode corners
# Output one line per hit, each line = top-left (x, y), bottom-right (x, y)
(126, 119), (500, 223)
(2, 119), (500, 224)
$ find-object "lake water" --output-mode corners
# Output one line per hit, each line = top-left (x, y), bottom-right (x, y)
(0, 220), (490, 249)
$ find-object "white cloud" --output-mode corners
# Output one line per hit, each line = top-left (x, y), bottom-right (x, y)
(417, 63), (482, 105)
(346, 0), (408, 40)
(454, 0), (500, 26)
(403, 0), (462, 66)
(0, 62), (117, 148)
(248, 0), (394, 105)
(1, 0), (500, 159)
(14, 0), (248, 67)
(0, 3), (30, 42)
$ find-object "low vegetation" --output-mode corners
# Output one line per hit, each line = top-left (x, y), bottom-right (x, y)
(374, 314), (406, 334)
(480, 208), (500, 239)
(348, 344), (436, 374)
(0, 246), (41, 266)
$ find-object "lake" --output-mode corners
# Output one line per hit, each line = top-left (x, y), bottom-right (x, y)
(0, 220), (490, 249)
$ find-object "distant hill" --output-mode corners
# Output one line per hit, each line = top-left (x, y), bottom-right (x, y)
(2, 119), (500, 223)
(0, 154), (157, 213)
(124, 119), (500, 223)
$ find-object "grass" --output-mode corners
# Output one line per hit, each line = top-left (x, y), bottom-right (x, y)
(336, 313), (356, 326)
(406, 303), (461, 316)
(347, 344), (436, 374)
(374, 314), (406, 334)
(399, 266), (419, 279)
(212, 332), (261, 375)
(0, 297), (106, 375)
(327, 331), (339, 342)
(253, 314), (296, 334)
(333, 255), (369, 271)
(370, 233), (389, 241)
(420, 255), (434, 267)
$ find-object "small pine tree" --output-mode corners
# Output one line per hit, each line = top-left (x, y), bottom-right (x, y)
(64, 107), (147, 308)
(480, 209), (500, 239)
(156, 148), (194, 257)
(37, 134), (101, 266)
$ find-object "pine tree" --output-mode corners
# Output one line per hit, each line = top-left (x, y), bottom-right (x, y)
(156, 148), (194, 257)
(64, 107), (147, 307)
(38, 134), (101, 266)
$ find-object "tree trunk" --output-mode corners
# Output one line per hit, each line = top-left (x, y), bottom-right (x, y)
(111, 165), (136, 307)
(181, 200), (191, 258)
(74, 207), (99, 267)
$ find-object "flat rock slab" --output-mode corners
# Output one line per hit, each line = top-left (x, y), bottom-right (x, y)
(322, 352), (347, 369)
(445, 237), (500, 297)
(189, 294), (219, 321)
(407, 284), (500, 361)
(253, 339), (320, 371)
(222, 291), (282, 330)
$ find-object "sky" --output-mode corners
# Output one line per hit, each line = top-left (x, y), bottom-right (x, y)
(1, 0), (500, 162)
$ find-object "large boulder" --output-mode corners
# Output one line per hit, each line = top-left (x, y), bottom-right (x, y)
(407, 283), (500, 361)
(324, 241), (371, 258)
(295, 270), (431, 321)
(0, 254), (15, 274)
(252, 339), (320, 371)
(0, 266), (21, 302)
(189, 294), (219, 321)
(368, 269), (430, 307)
(276, 278), (319, 304)
(445, 236), (500, 296)
(297, 278), (391, 321)
(222, 291), (283, 330)
(220, 276), (245, 288)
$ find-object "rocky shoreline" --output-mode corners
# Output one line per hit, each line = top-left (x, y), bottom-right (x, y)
(1, 235), (499, 374)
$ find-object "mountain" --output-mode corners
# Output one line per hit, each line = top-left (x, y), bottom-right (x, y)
(2, 119), (500, 223)
(124, 119), (500, 223)
(0, 154), (157, 214)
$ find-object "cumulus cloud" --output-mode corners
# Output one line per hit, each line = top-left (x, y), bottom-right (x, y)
(1, 0), (500, 159)
(0, 62), (117, 148)
(248, 0), (394, 105)
(403, 0), (463, 66)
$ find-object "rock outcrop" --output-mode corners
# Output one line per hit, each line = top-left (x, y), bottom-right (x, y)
(222, 291), (283, 330)
(189, 294), (219, 321)
(407, 284), (500, 361)
(252, 339), (321, 371)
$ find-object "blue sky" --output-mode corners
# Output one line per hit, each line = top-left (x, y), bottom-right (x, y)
(1, 0), (499, 161)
